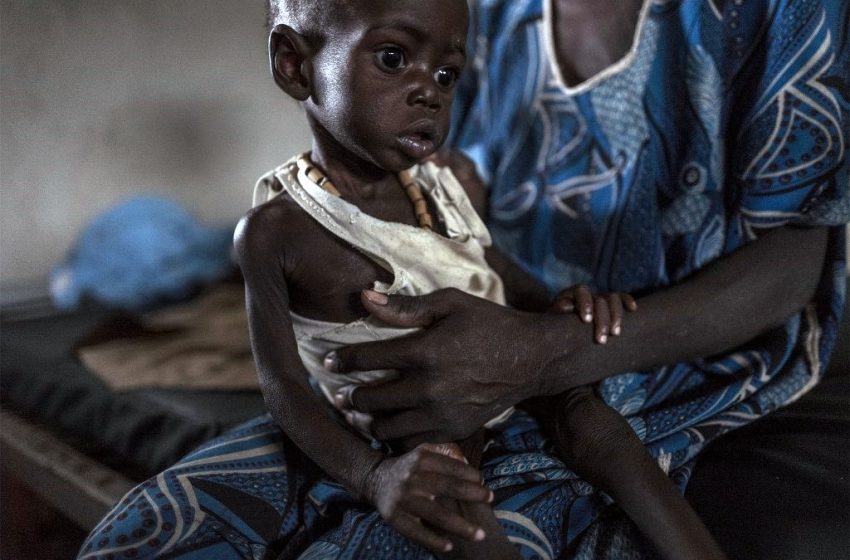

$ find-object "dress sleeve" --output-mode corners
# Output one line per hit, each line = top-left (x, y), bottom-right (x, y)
(730, 0), (849, 237)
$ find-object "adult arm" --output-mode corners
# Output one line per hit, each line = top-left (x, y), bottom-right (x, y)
(329, 224), (829, 444)
(534, 224), (829, 393)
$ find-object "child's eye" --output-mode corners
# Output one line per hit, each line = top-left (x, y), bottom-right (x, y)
(434, 67), (458, 88)
(376, 47), (407, 71)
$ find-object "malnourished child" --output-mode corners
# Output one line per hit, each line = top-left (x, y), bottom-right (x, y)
(238, 1), (726, 558)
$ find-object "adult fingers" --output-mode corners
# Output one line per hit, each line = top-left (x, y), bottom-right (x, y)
(608, 294), (624, 336)
(326, 334), (422, 374)
(343, 409), (374, 436)
(622, 293), (638, 312)
(391, 511), (454, 554)
(593, 296), (610, 344)
(406, 497), (485, 542)
(334, 381), (424, 413)
(574, 285), (593, 323)
(410, 472), (493, 503)
(360, 289), (452, 329)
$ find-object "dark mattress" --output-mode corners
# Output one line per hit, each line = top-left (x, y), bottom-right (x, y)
(0, 305), (266, 476)
(1, 288), (847, 559)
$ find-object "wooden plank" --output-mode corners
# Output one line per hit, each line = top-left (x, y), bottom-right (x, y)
(0, 410), (135, 531)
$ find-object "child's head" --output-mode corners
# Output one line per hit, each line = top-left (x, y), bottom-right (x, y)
(267, 0), (469, 173)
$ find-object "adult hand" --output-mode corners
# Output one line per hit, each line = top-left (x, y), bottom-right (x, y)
(326, 288), (575, 445)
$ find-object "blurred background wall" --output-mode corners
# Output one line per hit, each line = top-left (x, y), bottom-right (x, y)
(0, 0), (312, 284)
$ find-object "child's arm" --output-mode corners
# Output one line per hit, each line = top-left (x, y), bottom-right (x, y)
(235, 205), (491, 554)
(545, 387), (726, 560)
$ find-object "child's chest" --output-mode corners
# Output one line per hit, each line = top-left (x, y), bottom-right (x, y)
(282, 191), (433, 323)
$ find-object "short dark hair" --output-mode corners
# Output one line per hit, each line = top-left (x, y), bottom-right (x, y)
(265, 0), (341, 39)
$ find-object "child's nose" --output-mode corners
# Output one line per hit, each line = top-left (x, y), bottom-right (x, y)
(407, 73), (442, 112)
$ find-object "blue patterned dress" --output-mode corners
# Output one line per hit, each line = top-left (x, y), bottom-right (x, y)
(450, 0), (848, 472)
(80, 1), (848, 558)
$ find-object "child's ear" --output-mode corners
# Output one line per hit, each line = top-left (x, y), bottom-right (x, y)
(269, 24), (313, 101)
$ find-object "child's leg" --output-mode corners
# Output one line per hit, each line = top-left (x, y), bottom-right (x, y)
(436, 430), (520, 559)
(543, 386), (727, 560)
(434, 499), (520, 560)
(454, 429), (486, 469)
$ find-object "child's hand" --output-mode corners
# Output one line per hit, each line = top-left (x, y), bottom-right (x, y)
(550, 284), (637, 344)
(365, 442), (491, 554)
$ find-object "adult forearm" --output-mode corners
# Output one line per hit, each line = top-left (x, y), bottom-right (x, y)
(536, 226), (829, 394)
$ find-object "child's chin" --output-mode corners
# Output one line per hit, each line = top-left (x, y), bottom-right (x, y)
(381, 153), (427, 172)
(366, 145), (438, 172)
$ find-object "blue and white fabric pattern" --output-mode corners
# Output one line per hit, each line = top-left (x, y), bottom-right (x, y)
(450, 0), (848, 478)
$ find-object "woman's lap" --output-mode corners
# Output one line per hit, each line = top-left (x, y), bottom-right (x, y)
(78, 411), (621, 560)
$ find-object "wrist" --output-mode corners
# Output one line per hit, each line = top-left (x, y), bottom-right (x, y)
(515, 311), (559, 398)
(358, 452), (388, 503)
(532, 312), (615, 396)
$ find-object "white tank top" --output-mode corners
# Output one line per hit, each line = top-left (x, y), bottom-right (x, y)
(253, 156), (511, 428)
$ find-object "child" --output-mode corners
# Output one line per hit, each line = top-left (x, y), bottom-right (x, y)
(239, 0), (726, 558)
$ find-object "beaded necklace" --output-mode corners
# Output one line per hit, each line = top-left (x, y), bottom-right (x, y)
(296, 153), (434, 230)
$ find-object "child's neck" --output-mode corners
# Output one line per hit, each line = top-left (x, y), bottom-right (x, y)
(310, 140), (398, 202)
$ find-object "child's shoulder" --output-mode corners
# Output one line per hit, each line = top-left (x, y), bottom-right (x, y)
(234, 170), (317, 269)
(235, 198), (301, 264)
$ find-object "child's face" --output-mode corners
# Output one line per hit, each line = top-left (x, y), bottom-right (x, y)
(305, 0), (469, 172)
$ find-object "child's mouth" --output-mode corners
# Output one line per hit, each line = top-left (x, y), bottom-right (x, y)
(397, 122), (439, 161)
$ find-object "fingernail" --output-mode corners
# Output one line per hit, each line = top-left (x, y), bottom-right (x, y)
(324, 351), (339, 372)
(363, 290), (388, 305)
(612, 326), (621, 336)
(444, 542), (453, 552)
(599, 334), (607, 344)
(334, 393), (346, 408)
(583, 313), (592, 323)
(344, 411), (353, 423)
(474, 528), (486, 541)
(488, 490), (494, 503)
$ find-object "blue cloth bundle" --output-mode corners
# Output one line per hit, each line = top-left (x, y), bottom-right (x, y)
(50, 196), (234, 310)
